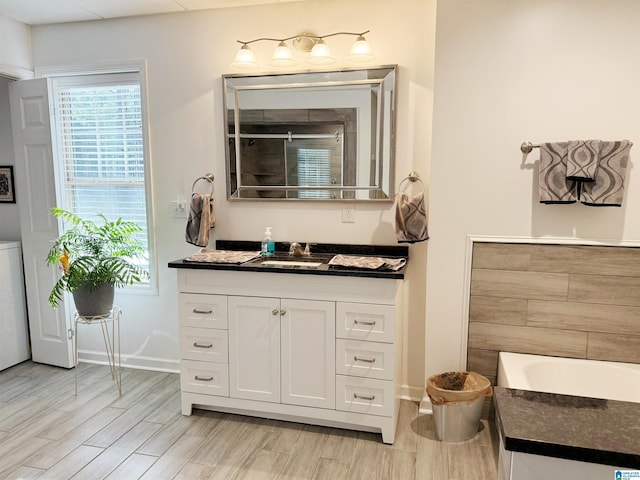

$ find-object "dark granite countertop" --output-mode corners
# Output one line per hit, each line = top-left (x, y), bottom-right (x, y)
(168, 240), (409, 280)
(494, 386), (640, 469)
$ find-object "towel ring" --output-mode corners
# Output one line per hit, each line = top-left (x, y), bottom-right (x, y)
(192, 174), (214, 195)
(398, 171), (424, 192)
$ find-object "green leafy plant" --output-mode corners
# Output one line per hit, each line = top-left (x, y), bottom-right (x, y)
(46, 207), (149, 308)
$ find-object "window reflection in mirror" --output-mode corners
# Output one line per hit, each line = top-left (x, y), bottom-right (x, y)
(223, 66), (396, 201)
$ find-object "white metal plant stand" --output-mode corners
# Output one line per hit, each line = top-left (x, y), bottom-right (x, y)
(74, 306), (122, 396)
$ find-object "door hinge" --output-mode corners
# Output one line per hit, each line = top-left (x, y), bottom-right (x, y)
(68, 327), (75, 340)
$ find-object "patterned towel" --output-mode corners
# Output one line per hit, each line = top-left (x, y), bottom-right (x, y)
(328, 254), (407, 271)
(185, 193), (215, 247)
(580, 140), (632, 207)
(539, 142), (578, 204)
(185, 249), (260, 264)
(394, 191), (428, 243)
(567, 140), (600, 181)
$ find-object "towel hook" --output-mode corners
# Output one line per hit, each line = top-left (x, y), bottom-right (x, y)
(192, 173), (214, 195)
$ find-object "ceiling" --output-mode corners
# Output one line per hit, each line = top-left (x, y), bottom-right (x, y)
(0, 0), (306, 26)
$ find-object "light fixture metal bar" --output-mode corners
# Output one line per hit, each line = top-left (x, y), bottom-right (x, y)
(236, 30), (370, 45)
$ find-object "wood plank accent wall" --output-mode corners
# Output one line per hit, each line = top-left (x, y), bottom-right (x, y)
(466, 242), (640, 415)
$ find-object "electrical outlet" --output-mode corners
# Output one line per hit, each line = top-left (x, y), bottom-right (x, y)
(342, 205), (355, 223)
(171, 201), (188, 218)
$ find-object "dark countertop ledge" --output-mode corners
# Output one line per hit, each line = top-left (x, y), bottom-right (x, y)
(494, 386), (640, 469)
(168, 240), (409, 280)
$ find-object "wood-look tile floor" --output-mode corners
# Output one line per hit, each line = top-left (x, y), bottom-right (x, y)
(0, 361), (498, 479)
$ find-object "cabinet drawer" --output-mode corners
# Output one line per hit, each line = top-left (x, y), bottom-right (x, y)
(336, 339), (394, 381)
(180, 360), (229, 396)
(180, 327), (228, 363)
(179, 293), (227, 329)
(335, 375), (393, 417)
(336, 302), (395, 343)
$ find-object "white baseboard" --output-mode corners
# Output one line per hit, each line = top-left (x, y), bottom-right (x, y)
(418, 394), (433, 414)
(78, 349), (179, 373)
(400, 383), (425, 403)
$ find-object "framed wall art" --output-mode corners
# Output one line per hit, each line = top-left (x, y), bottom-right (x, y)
(0, 166), (15, 203)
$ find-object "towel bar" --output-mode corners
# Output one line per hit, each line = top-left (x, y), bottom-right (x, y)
(520, 141), (540, 154)
(521, 140), (633, 154)
(192, 173), (214, 195)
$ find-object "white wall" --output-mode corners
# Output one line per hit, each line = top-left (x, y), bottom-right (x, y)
(427, 0), (640, 378)
(0, 15), (32, 79)
(24, 0), (434, 395)
(0, 77), (21, 240)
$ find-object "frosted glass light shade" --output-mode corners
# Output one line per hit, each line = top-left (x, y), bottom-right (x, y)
(307, 40), (336, 66)
(346, 36), (376, 64)
(230, 44), (259, 71)
(270, 41), (297, 67)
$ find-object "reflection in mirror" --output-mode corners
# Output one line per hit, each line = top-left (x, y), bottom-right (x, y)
(223, 66), (396, 201)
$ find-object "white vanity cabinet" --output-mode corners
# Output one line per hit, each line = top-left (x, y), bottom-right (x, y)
(176, 268), (403, 443)
(228, 296), (335, 409)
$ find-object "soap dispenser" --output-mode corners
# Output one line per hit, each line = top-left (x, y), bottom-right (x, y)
(261, 227), (275, 257)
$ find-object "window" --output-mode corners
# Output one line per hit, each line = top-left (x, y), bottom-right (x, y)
(296, 148), (332, 199)
(51, 71), (155, 288)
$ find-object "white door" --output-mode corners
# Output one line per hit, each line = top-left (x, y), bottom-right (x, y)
(228, 296), (281, 403)
(281, 298), (335, 409)
(9, 78), (74, 368)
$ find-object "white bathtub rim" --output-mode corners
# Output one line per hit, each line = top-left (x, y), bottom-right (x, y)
(497, 352), (640, 404)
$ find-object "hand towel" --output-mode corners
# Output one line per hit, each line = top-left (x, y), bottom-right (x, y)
(539, 142), (578, 204)
(567, 139), (600, 181)
(394, 191), (429, 243)
(185, 249), (260, 264)
(328, 254), (407, 271)
(580, 140), (632, 207)
(185, 193), (215, 247)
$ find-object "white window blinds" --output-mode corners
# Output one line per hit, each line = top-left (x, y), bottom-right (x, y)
(52, 72), (152, 280)
(297, 147), (332, 199)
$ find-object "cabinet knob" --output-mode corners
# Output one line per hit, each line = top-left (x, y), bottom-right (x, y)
(280, 309), (286, 316)
(272, 309), (279, 316)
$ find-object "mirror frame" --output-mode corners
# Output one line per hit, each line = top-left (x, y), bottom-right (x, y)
(222, 65), (397, 202)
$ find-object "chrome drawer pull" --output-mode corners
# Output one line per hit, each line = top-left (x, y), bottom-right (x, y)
(354, 319), (376, 326)
(353, 393), (375, 401)
(193, 308), (213, 315)
(195, 375), (213, 382)
(354, 355), (376, 364)
(193, 342), (213, 349)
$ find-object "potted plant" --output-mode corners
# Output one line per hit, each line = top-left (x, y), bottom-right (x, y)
(46, 207), (149, 316)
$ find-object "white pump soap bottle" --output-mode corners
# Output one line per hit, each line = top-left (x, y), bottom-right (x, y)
(261, 227), (275, 257)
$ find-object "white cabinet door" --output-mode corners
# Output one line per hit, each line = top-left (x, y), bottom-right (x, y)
(281, 298), (335, 409)
(228, 296), (281, 403)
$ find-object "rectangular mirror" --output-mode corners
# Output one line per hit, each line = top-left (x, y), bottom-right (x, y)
(222, 66), (397, 201)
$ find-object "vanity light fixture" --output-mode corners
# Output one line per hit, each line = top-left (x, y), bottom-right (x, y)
(229, 30), (375, 71)
(229, 44), (259, 71)
(270, 41), (297, 67)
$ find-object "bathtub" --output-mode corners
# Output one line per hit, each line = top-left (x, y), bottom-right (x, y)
(496, 352), (640, 479)
(497, 351), (640, 403)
